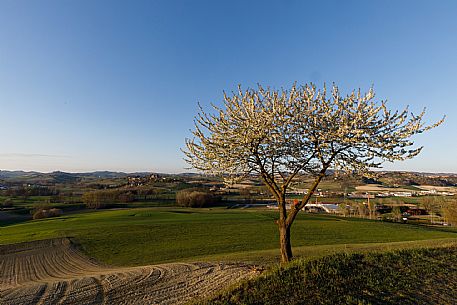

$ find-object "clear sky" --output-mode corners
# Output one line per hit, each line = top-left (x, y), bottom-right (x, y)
(0, 0), (456, 173)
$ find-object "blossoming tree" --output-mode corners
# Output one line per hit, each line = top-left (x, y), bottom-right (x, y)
(184, 83), (443, 263)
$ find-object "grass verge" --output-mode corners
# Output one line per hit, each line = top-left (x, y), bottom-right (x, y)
(196, 246), (457, 305)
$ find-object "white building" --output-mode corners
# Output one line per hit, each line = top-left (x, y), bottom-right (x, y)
(304, 203), (340, 213)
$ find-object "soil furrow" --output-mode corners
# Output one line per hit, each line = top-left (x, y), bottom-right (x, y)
(0, 238), (255, 305)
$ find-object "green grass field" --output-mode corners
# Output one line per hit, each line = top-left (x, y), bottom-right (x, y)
(198, 246), (457, 305)
(1, 207), (457, 266)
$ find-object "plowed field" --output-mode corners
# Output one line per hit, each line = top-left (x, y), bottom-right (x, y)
(0, 238), (256, 305)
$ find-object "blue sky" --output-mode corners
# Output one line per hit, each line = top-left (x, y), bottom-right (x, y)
(0, 0), (456, 173)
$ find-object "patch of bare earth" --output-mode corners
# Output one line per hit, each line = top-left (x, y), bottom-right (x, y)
(355, 184), (414, 192)
(0, 238), (257, 305)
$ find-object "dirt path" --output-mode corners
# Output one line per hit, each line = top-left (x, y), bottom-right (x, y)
(0, 238), (257, 305)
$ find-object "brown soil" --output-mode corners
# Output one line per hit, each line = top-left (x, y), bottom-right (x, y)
(0, 238), (257, 305)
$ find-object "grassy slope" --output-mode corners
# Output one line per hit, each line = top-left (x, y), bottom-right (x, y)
(1, 208), (456, 266)
(198, 246), (457, 305)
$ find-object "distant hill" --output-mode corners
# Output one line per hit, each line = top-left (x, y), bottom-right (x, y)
(375, 171), (457, 187)
(0, 171), (40, 179)
(0, 170), (147, 185)
(0, 169), (456, 187)
(77, 171), (131, 179)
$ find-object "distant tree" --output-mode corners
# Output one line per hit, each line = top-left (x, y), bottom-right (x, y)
(175, 188), (220, 207)
(391, 206), (403, 222)
(82, 189), (138, 208)
(441, 198), (457, 226)
(338, 203), (349, 217)
(118, 191), (135, 203)
(422, 196), (441, 224)
(184, 83), (443, 263)
(32, 207), (63, 220)
(356, 202), (369, 218)
(367, 200), (377, 220)
(82, 190), (113, 209)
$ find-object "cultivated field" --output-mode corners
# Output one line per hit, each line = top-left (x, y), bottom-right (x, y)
(416, 185), (457, 192)
(0, 238), (256, 305)
(355, 184), (416, 192)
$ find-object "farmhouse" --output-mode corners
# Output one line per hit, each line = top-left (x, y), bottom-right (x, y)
(392, 191), (413, 197)
(348, 193), (375, 199)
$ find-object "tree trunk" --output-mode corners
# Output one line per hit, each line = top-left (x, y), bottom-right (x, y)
(279, 224), (292, 263)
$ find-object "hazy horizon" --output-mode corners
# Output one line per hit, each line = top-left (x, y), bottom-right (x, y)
(1, 167), (456, 176)
(1, 0), (456, 173)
